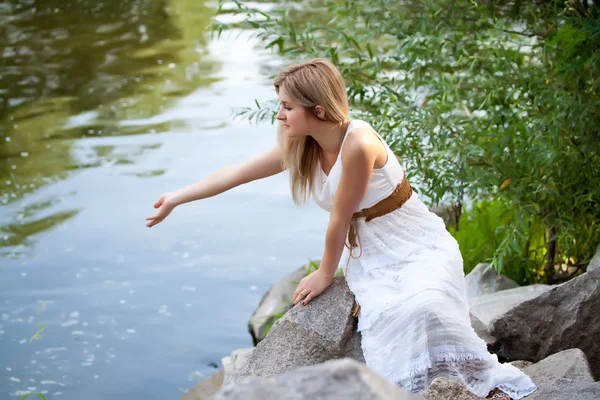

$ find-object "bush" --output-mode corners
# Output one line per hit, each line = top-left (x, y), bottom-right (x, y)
(215, 0), (600, 284)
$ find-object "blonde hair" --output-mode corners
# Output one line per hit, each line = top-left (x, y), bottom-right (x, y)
(274, 58), (349, 205)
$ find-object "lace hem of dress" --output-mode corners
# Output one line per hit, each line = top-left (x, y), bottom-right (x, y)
(382, 349), (537, 399)
(495, 383), (538, 400)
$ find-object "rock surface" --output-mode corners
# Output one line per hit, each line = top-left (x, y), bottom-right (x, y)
(524, 348), (599, 400)
(213, 358), (417, 400)
(181, 369), (224, 400)
(465, 263), (519, 304)
(230, 277), (360, 384)
(248, 264), (308, 345)
(222, 348), (254, 386)
(588, 244), (600, 272)
(469, 284), (552, 344)
(422, 378), (481, 400)
(491, 268), (600, 378)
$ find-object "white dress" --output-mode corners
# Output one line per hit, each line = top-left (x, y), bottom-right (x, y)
(312, 120), (537, 399)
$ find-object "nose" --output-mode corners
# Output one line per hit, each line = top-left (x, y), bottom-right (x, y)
(275, 107), (285, 121)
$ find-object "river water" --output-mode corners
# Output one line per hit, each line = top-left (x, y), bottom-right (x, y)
(0, 1), (329, 398)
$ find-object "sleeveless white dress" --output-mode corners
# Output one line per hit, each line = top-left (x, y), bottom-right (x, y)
(312, 120), (537, 398)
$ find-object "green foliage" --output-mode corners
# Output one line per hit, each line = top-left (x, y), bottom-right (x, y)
(215, 0), (600, 284)
(449, 199), (547, 285)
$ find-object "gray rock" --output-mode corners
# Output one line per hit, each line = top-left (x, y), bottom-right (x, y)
(491, 268), (600, 378)
(470, 311), (496, 345)
(465, 263), (519, 305)
(588, 244), (600, 272)
(422, 378), (480, 400)
(222, 348), (254, 386)
(526, 382), (600, 400)
(342, 329), (366, 363)
(213, 358), (417, 400)
(181, 369), (224, 400)
(248, 264), (309, 345)
(524, 349), (598, 400)
(231, 277), (360, 383)
(509, 360), (533, 370)
(469, 284), (552, 344)
(523, 348), (594, 390)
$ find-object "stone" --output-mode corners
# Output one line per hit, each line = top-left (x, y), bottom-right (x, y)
(509, 360), (533, 370)
(491, 268), (600, 377)
(526, 382), (600, 400)
(213, 358), (417, 400)
(465, 263), (519, 304)
(222, 348), (254, 386)
(248, 264), (309, 345)
(588, 244), (600, 272)
(422, 378), (481, 400)
(230, 277), (358, 384)
(469, 284), (552, 344)
(342, 329), (366, 363)
(180, 369), (224, 400)
(523, 349), (598, 400)
(523, 348), (595, 390)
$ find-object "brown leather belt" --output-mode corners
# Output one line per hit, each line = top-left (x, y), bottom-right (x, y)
(345, 172), (413, 316)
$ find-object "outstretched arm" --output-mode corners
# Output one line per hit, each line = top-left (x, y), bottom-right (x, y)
(146, 146), (284, 227)
(293, 129), (379, 305)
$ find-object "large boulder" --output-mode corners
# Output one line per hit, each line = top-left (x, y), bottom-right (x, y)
(222, 348), (254, 386)
(180, 369), (224, 400)
(523, 348), (594, 390)
(469, 284), (552, 344)
(248, 265), (309, 345)
(523, 348), (599, 400)
(491, 268), (600, 378)
(588, 244), (600, 272)
(213, 358), (417, 400)
(228, 277), (362, 385)
(465, 263), (519, 305)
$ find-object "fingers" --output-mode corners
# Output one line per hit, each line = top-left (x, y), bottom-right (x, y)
(145, 216), (166, 228)
(303, 292), (315, 305)
(154, 198), (163, 208)
(292, 288), (309, 306)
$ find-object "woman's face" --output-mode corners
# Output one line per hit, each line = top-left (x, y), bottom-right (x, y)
(275, 88), (314, 138)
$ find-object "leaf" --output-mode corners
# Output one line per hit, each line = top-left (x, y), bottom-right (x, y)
(499, 178), (512, 190)
(366, 43), (374, 59)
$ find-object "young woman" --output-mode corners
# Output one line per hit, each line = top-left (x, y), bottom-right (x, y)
(146, 58), (537, 399)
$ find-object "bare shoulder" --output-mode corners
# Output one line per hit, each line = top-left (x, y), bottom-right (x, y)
(341, 127), (382, 162)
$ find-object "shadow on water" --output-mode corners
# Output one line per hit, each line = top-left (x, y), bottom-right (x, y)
(0, 0), (220, 251)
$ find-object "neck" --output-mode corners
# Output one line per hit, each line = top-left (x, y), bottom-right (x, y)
(310, 120), (350, 155)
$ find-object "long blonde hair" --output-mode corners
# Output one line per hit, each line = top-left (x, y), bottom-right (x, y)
(274, 58), (349, 205)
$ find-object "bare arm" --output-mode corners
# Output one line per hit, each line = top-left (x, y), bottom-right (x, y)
(319, 130), (378, 278)
(292, 128), (379, 305)
(171, 146), (284, 205)
(146, 146), (283, 227)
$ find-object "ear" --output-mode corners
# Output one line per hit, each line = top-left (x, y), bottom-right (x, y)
(313, 105), (326, 120)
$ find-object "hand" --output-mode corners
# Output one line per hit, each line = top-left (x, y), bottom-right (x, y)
(146, 192), (178, 227)
(292, 269), (334, 306)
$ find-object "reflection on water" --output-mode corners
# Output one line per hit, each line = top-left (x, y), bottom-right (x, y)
(0, 0), (218, 249)
(0, 1), (332, 399)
